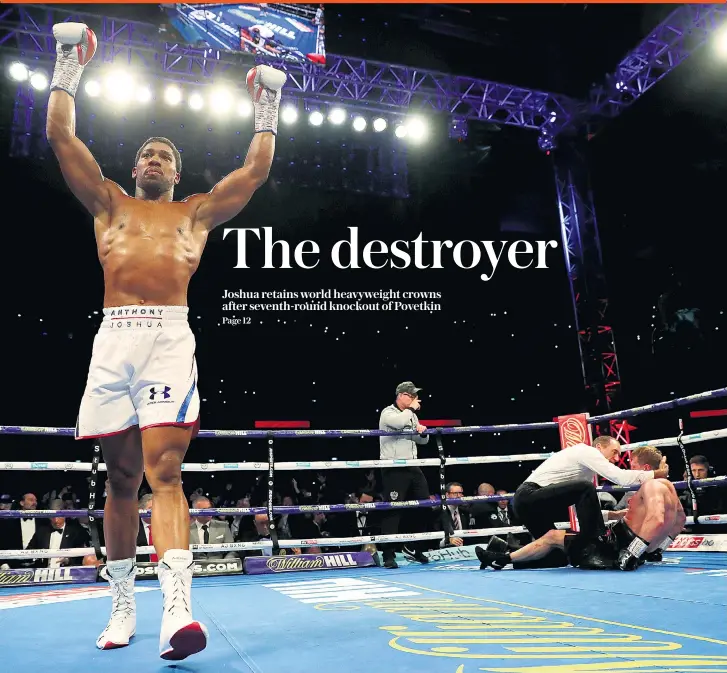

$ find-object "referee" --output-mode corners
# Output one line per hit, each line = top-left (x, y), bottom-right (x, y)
(512, 435), (669, 567)
(379, 381), (430, 569)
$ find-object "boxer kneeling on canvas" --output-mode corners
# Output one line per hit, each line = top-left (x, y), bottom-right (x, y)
(477, 446), (682, 570)
(503, 436), (670, 569)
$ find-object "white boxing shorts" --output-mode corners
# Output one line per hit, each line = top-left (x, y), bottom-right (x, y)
(75, 306), (200, 440)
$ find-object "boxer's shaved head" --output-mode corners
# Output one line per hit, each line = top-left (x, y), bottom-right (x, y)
(135, 137), (182, 174)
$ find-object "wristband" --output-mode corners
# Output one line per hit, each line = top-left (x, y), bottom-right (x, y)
(658, 536), (674, 552)
(253, 91), (282, 136)
(626, 536), (649, 559)
(51, 55), (84, 98)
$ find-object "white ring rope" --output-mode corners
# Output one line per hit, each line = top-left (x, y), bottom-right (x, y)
(2, 426), (726, 475)
(2, 515), (726, 560)
(623, 427), (727, 450)
(0, 453), (552, 473)
(3, 399), (727, 564)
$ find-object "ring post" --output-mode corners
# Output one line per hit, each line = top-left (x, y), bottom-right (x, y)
(435, 430), (450, 547)
(266, 432), (280, 555)
(557, 413), (593, 532)
(87, 443), (104, 560)
(677, 417), (699, 523)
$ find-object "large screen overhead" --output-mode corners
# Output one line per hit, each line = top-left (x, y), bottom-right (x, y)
(163, 3), (326, 66)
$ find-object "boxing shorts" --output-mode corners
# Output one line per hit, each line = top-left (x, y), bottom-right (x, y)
(564, 532), (618, 570)
(75, 306), (200, 439)
(610, 519), (637, 552)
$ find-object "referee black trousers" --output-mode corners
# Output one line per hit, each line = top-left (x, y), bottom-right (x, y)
(380, 467), (430, 554)
(513, 480), (606, 540)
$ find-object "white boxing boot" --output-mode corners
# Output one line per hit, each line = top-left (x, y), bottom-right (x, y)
(96, 558), (136, 649)
(158, 549), (208, 660)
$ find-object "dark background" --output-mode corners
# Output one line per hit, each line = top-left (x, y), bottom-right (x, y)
(1, 4), (725, 502)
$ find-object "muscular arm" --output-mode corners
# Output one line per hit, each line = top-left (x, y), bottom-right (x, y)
(578, 446), (654, 487)
(46, 90), (111, 218)
(193, 132), (274, 230)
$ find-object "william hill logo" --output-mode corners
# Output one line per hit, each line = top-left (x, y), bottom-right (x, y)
(267, 553), (357, 572)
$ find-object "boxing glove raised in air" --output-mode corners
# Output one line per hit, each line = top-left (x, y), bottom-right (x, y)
(51, 22), (97, 98)
(246, 65), (287, 136)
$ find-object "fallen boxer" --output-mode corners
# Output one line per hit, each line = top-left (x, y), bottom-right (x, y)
(476, 446), (685, 571)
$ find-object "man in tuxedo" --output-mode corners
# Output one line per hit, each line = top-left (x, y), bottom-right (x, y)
(136, 494), (156, 562)
(326, 490), (379, 552)
(491, 489), (531, 548)
(0, 492), (50, 569)
(237, 513), (300, 560)
(25, 499), (94, 568)
(189, 497), (237, 560)
(467, 483), (498, 528)
(434, 482), (470, 548)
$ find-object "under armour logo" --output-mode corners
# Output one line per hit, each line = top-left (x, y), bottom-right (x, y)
(149, 386), (171, 400)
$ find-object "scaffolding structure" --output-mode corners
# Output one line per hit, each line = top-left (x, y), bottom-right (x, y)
(1, 3), (726, 421)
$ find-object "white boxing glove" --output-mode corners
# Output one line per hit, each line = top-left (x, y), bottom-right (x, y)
(246, 64), (287, 135)
(51, 22), (97, 98)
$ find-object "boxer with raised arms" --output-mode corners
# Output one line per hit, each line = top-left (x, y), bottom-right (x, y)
(47, 22), (286, 659)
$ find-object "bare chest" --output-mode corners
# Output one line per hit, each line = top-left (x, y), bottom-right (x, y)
(111, 202), (193, 240)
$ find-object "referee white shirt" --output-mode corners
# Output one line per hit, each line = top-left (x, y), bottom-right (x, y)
(526, 443), (654, 488)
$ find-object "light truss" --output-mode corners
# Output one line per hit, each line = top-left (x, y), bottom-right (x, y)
(0, 4), (578, 132)
(583, 3), (727, 126)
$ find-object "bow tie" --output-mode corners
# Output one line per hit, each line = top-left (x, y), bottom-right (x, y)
(21, 517), (33, 522)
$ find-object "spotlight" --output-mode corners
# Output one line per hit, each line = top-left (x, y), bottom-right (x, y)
(188, 93), (204, 111)
(164, 85), (182, 106)
(309, 110), (324, 126)
(329, 107), (346, 125)
(84, 80), (101, 97)
(281, 106), (298, 124)
(373, 117), (387, 132)
(210, 87), (233, 114)
(29, 71), (48, 91)
(406, 116), (427, 141)
(136, 86), (152, 103)
(715, 25), (727, 58)
(8, 62), (28, 82)
(394, 124), (408, 139)
(352, 116), (366, 132)
(105, 71), (134, 103)
(238, 99), (252, 117)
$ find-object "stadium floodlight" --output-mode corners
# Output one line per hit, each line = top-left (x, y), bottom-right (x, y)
(281, 106), (298, 124)
(352, 116), (366, 132)
(373, 117), (387, 132)
(210, 87), (233, 114)
(29, 71), (48, 91)
(8, 62), (28, 82)
(188, 93), (204, 111)
(716, 25), (727, 58)
(164, 85), (182, 106)
(406, 116), (427, 142)
(136, 86), (152, 104)
(328, 107), (346, 125)
(309, 110), (324, 126)
(85, 80), (101, 97)
(105, 71), (135, 103)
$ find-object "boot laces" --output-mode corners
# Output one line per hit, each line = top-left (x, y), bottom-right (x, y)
(109, 576), (135, 622)
(163, 568), (191, 618)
